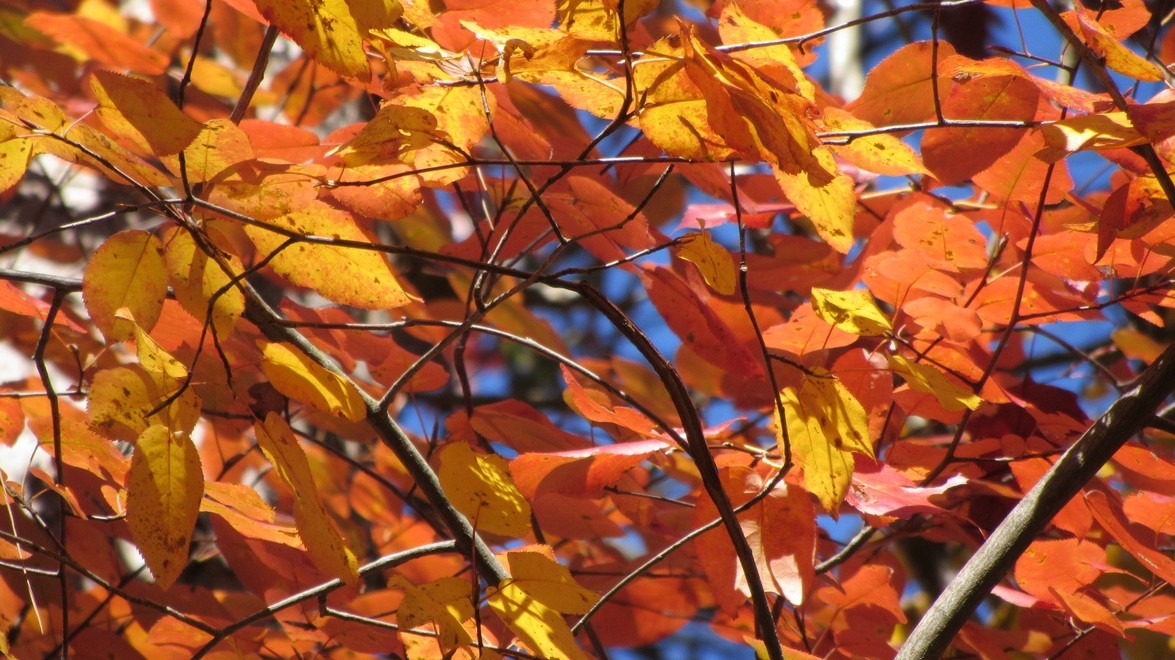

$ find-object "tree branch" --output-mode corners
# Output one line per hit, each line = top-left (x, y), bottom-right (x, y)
(898, 341), (1175, 658)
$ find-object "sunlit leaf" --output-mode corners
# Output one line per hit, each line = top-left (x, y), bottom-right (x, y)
(810, 288), (892, 336)
(161, 225), (245, 338)
(244, 202), (416, 309)
(390, 575), (475, 652)
(887, 354), (983, 412)
(126, 424), (203, 590)
(676, 231), (737, 296)
(254, 413), (359, 584)
(776, 371), (874, 513)
(260, 342), (367, 422)
(253, 0), (401, 79)
(88, 70), (203, 156)
(488, 549), (595, 659)
(437, 442), (532, 537)
(82, 230), (168, 342)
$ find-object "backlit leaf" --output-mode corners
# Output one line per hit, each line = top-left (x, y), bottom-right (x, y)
(254, 413), (359, 584)
(1038, 112), (1146, 161)
(244, 203), (416, 309)
(1066, 7), (1165, 81)
(887, 354), (983, 412)
(504, 549), (598, 615)
(810, 288), (892, 336)
(260, 342), (367, 422)
(390, 575), (474, 652)
(88, 70), (203, 156)
(488, 549), (595, 659)
(161, 226), (245, 338)
(253, 0), (402, 79)
(510, 438), (671, 499)
(776, 371), (874, 513)
(82, 230), (168, 342)
(437, 442), (532, 537)
(846, 41), (957, 127)
(126, 424), (203, 590)
(677, 231), (737, 296)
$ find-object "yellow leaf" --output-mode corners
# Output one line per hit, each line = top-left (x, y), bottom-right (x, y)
(254, 413), (359, 584)
(162, 118), (255, 183)
(488, 582), (588, 660)
(88, 364), (201, 440)
(888, 354), (983, 412)
(260, 342), (367, 422)
(88, 70), (203, 155)
(126, 425), (203, 591)
(1069, 7), (1165, 82)
(776, 372), (874, 513)
(810, 288), (892, 336)
(677, 231), (737, 296)
(82, 230), (168, 342)
(389, 575), (475, 651)
(130, 315), (188, 381)
(823, 108), (929, 176)
(437, 442), (532, 537)
(1038, 112), (1147, 162)
(504, 550), (598, 615)
(244, 202), (416, 309)
(253, 0), (401, 79)
(328, 106), (438, 166)
(0, 122), (33, 194)
(161, 226), (245, 337)
(557, 0), (658, 41)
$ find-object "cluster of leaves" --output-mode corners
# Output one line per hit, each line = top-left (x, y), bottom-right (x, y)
(1, 0), (1175, 657)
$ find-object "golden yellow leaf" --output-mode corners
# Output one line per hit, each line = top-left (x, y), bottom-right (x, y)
(326, 106), (438, 165)
(488, 582), (588, 660)
(1038, 112), (1147, 162)
(390, 575), (475, 651)
(810, 288), (892, 336)
(888, 354), (983, 412)
(823, 108), (929, 176)
(677, 231), (737, 296)
(437, 442), (532, 537)
(0, 122), (33, 194)
(254, 413), (359, 584)
(244, 202), (416, 309)
(253, 0), (401, 79)
(776, 372), (874, 513)
(162, 118), (255, 183)
(1068, 7), (1165, 82)
(88, 70), (203, 155)
(557, 0), (658, 41)
(504, 550), (598, 615)
(130, 315), (188, 381)
(260, 342), (367, 422)
(161, 226), (245, 338)
(82, 230), (168, 342)
(88, 364), (201, 440)
(126, 424), (203, 591)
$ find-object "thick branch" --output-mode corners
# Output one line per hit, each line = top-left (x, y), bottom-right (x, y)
(898, 341), (1175, 658)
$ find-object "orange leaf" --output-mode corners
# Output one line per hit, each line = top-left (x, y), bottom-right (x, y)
(126, 425), (203, 591)
(254, 413), (359, 584)
(1066, 7), (1165, 81)
(25, 11), (168, 74)
(82, 230), (168, 342)
(846, 41), (958, 127)
(510, 438), (671, 499)
(694, 467), (815, 612)
(1086, 490), (1175, 587)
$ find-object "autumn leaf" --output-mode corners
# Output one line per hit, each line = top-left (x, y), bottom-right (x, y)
(776, 371), (875, 513)
(254, 413), (359, 584)
(161, 225), (245, 338)
(488, 549), (596, 660)
(243, 202), (417, 309)
(888, 354), (983, 412)
(260, 341), (367, 422)
(82, 230), (168, 342)
(126, 424), (203, 591)
(389, 575), (475, 652)
(676, 231), (737, 296)
(88, 70), (203, 156)
(253, 0), (402, 79)
(437, 442), (532, 537)
(810, 288), (892, 336)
